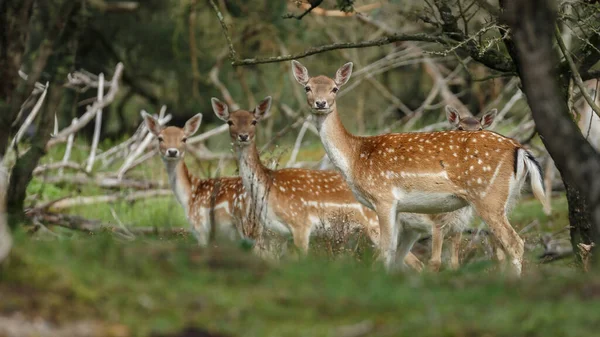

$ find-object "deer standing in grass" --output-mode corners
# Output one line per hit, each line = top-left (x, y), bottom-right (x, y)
(292, 60), (550, 275)
(142, 112), (251, 245)
(426, 105), (498, 271)
(211, 96), (424, 269)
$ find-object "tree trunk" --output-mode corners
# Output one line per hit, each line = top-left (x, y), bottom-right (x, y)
(502, 0), (600, 267)
(0, 0), (35, 158)
(6, 1), (80, 224)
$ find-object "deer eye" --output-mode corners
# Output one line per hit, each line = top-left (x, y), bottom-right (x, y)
(251, 120), (258, 125)
(157, 136), (164, 142)
(332, 87), (339, 93)
(182, 137), (187, 143)
(227, 120), (233, 126)
(457, 127), (464, 131)
(305, 86), (311, 92)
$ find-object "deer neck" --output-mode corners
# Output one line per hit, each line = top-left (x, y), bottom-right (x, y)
(163, 158), (192, 215)
(235, 143), (271, 203)
(314, 104), (357, 179)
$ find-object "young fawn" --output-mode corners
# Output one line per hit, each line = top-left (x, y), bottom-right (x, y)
(211, 96), (424, 269)
(142, 112), (250, 245)
(292, 60), (550, 275)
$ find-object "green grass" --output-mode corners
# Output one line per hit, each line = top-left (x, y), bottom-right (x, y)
(1, 229), (598, 337)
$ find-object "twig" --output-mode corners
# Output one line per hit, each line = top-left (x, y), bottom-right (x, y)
(208, 0), (237, 62)
(10, 82), (50, 148)
(187, 124), (229, 145)
(85, 73), (104, 172)
(60, 118), (78, 176)
(47, 63), (124, 148)
(232, 33), (447, 66)
(209, 52), (240, 110)
(555, 26), (600, 119)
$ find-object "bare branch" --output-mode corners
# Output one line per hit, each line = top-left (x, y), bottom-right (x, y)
(59, 118), (78, 175)
(232, 33), (447, 66)
(85, 73), (104, 172)
(10, 82), (49, 148)
(47, 63), (124, 148)
(45, 189), (171, 210)
(208, 0), (237, 62)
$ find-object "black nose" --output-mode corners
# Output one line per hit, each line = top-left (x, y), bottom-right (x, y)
(238, 134), (249, 142)
(167, 149), (178, 156)
(316, 100), (326, 109)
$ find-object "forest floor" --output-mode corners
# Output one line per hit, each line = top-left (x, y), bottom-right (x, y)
(1, 138), (596, 337)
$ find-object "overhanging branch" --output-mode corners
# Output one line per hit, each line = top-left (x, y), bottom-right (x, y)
(231, 33), (448, 66)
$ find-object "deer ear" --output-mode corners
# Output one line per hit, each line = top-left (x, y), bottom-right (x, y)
(254, 96), (272, 120)
(480, 109), (497, 129)
(184, 113), (202, 137)
(445, 105), (461, 127)
(141, 111), (162, 136)
(334, 62), (353, 87)
(291, 60), (309, 86)
(211, 98), (230, 122)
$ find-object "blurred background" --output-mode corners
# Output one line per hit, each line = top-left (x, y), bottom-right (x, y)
(1, 0), (599, 336)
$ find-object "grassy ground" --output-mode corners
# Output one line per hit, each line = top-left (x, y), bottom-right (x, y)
(1, 139), (591, 337)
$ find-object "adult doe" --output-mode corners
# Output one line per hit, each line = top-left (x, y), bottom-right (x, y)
(292, 60), (549, 275)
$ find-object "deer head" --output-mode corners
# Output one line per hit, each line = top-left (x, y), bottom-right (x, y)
(141, 111), (202, 161)
(291, 60), (352, 114)
(212, 96), (272, 147)
(445, 105), (497, 131)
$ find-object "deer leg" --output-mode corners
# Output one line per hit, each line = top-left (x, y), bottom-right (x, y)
(428, 223), (444, 272)
(404, 252), (424, 272)
(474, 205), (524, 276)
(291, 225), (311, 255)
(449, 231), (462, 270)
(396, 228), (422, 272)
(376, 203), (399, 271)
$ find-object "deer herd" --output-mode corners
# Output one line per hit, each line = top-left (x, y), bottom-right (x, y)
(142, 60), (550, 276)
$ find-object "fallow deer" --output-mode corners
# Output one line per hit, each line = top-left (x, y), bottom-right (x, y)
(211, 96), (424, 269)
(141, 112), (249, 245)
(292, 60), (550, 275)
(427, 105), (498, 271)
(445, 105), (497, 131)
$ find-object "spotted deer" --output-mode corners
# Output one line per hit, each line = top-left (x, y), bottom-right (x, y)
(426, 105), (499, 271)
(292, 60), (550, 275)
(141, 112), (250, 245)
(211, 96), (424, 269)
